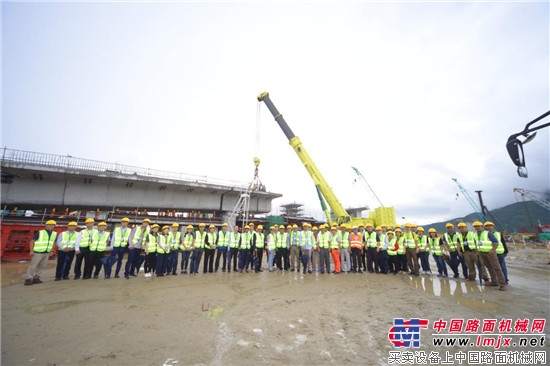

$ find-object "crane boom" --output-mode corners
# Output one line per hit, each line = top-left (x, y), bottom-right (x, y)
(513, 188), (550, 211)
(352, 166), (384, 207)
(257, 92), (351, 225)
(452, 178), (487, 222)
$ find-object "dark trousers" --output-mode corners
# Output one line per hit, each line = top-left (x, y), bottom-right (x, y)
(111, 247), (126, 276)
(145, 252), (156, 273)
(227, 248), (238, 271)
(497, 254), (509, 283)
(203, 249), (215, 273)
(167, 250), (178, 274)
(255, 248), (264, 271)
(388, 254), (397, 273)
(156, 253), (168, 275)
(239, 249), (250, 270)
(377, 250), (389, 274)
(180, 251), (191, 271)
(366, 247), (379, 272)
(215, 247), (228, 270)
(418, 251), (431, 272)
(319, 248), (330, 273)
(274, 248), (283, 270)
(397, 254), (408, 272)
(125, 248), (142, 277)
(56, 250), (75, 279)
(86, 250), (104, 278)
(74, 247), (90, 278)
(351, 248), (362, 271)
(190, 248), (203, 274)
(281, 248), (290, 270)
(405, 248), (419, 275)
(433, 254), (447, 276)
(361, 249), (367, 270)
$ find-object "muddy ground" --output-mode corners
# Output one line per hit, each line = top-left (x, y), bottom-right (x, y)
(2, 245), (549, 365)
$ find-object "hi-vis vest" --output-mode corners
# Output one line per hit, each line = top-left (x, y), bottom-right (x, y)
(132, 226), (150, 246)
(168, 231), (181, 251)
(459, 232), (477, 251)
(396, 237), (406, 255)
(444, 232), (459, 252)
(34, 230), (57, 253)
(403, 232), (416, 249)
(276, 233), (288, 248)
(417, 235), (428, 251)
(430, 237), (441, 256)
(255, 232), (265, 249)
(241, 232), (252, 250)
(364, 231), (377, 248)
(229, 232), (241, 248)
(112, 227), (131, 247)
(207, 232), (216, 249)
(379, 233), (387, 250)
(349, 233), (362, 249)
(147, 234), (158, 253)
(290, 231), (300, 246)
(60, 231), (77, 250)
(268, 233), (277, 250)
(494, 231), (505, 254)
(329, 233), (340, 249)
(217, 231), (229, 247)
(156, 235), (169, 254)
(473, 230), (493, 253)
(194, 231), (206, 249)
(300, 231), (314, 248)
(91, 231), (109, 252)
(317, 232), (330, 249)
(79, 229), (98, 248)
(340, 232), (350, 249)
(182, 233), (194, 251)
(387, 238), (397, 256)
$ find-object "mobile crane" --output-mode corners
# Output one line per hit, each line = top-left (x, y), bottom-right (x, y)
(257, 92), (391, 227)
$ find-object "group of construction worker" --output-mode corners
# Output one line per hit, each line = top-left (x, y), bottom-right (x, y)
(23, 218), (509, 291)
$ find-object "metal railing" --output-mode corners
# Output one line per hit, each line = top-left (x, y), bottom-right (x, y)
(1, 148), (248, 188)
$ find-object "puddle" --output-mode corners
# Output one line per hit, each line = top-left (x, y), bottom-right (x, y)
(26, 300), (84, 314)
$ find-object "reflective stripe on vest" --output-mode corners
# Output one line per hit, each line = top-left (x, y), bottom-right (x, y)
(396, 237), (406, 255)
(256, 233), (265, 249)
(350, 233), (362, 249)
(194, 231), (206, 248)
(132, 227), (150, 246)
(91, 231), (109, 252)
(79, 229), (97, 248)
(494, 232), (505, 254)
(268, 233), (277, 250)
(113, 227), (131, 247)
(34, 230), (57, 253)
(156, 235), (169, 254)
(229, 232), (241, 248)
(147, 234), (158, 253)
(330, 233), (339, 249)
(340, 232), (350, 249)
(318, 232), (329, 249)
(365, 231), (377, 248)
(474, 230), (493, 252)
(444, 233), (459, 252)
(460, 232), (477, 251)
(182, 233), (194, 251)
(417, 235), (428, 250)
(207, 232), (216, 249)
(430, 238), (441, 256)
(217, 231), (229, 247)
(241, 233), (251, 249)
(404, 232), (416, 249)
(299, 231), (314, 247)
(387, 238), (398, 256)
(276, 233), (288, 248)
(60, 231), (77, 250)
(168, 231), (181, 250)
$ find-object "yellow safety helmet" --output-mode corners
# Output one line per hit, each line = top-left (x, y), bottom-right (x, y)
(279, 225), (285, 229)
(340, 224), (347, 228)
(244, 225), (250, 230)
(67, 221), (77, 226)
(162, 225), (170, 231)
(428, 228), (437, 233)
(85, 218), (95, 224)
(484, 221), (495, 227)
(375, 226), (382, 231)
(473, 221), (483, 227)
(302, 222), (309, 227)
(387, 230), (394, 235)
(395, 228), (403, 233)
(151, 224), (160, 229)
(172, 222), (180, 227)
(417, 227), (424, 232)
(411, 224), (417, 228)
(457, 222), (467, 228)
(121, 217), (130, 223)
(445, 223), (454, 228)
(142, 218), (151, 223)
(257, 225), (263, 230)
(292, 224), (298, 229)
(287, 225), (292, 230)
(209, 224), (215, 229)
(270, 225), (277, 230)
(312, 226), (318, 231)
(222, 223), (229, 227)
(199, 223), (206, 227)
(98, 222), (107, 227)
(45, 219), (57, 225)
(249, 222), (255, 226)
(186, 225), (194, 230)
(404, 223), (411, 228)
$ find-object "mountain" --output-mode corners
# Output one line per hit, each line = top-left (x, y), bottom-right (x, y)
(423, 201), (549, 233)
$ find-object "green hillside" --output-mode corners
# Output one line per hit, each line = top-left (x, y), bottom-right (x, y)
(424, 201), (549, 233)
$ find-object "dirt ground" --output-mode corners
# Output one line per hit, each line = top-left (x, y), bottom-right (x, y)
(2, 245), (549, 365)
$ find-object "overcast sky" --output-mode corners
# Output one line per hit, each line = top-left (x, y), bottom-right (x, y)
(2, 0), (549, 225)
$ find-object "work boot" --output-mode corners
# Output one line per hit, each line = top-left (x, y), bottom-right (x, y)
(32, 277), (43, 284)
(499, 285), (506, 291)
(24, 279), (33, 286)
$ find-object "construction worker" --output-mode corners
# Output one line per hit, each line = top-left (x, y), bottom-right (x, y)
(155, 225), (170, 276)
(429, 228), (447, 277)
(74, 218), (96, 280)
(300, 223), (314, 274)
(317, 224), (331, 274)
(403, 223), (420, 276)
(203, 224), (216, 273)
(289, 224), (301, 272)
(55, 221), (77, 281)
(376, 226), (389, 274)
(395, 228), (408, 274)
(441, 223), (467, 279)
(329, 226), (341, 274)
(416, 227), (431, 274)
(349, 226), (363, 273)
(24, 220), (58, 285)
(125, 218), (150, 279)
(359, 224), (367, 271)
(254, 224), (265, 273)
(283, 225), (292, 270)
(267, 225), (277, 272)
(247, 223), (256, 272)
(364, 223), (379, 273)
(311, 226), (319, 273)
(215, 223), (229, 272)
(275, 225), (287, 271)
(340, 224), (351, 273)
(456, 222), (479, 282)
(387, 230), (397, 274)
(190, 223), (206, 275)
(86, 222), (110, 279)
(110, 217), (131, 278)
(473, 221), (506, 290)
(144, 224), (159, 277)
(485, 222), (509, 284)
(238, 225), (252, 273)
(180, 225), (194, 274)
(167, 223), (181, 276)
(227, 225), (241, 273)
